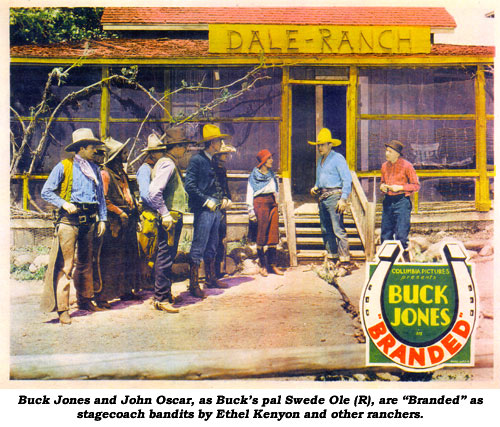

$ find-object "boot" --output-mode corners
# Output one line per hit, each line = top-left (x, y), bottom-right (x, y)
(189, 262), (205, 298)
(58, 310), (71, 325)
(267, 247), (284, 275)
(205, 260), (228, 288)
(257, 247), (268, 277)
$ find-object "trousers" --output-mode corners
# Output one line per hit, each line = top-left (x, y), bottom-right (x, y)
(189, 209), (222, 265)
(318, 191), (350, 262)
(381, 195), (412, 250)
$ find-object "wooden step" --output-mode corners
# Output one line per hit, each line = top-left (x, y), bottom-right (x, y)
(296, 236), (363, 246)
(296, 249), (366, 261)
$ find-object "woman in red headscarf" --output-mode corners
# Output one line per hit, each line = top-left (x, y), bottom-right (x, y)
(246, 149), (284, 276)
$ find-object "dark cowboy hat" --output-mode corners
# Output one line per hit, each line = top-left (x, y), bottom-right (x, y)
(65, 128), (103, 152)
(163, 127), (196, 146)
(385, 140), (404, 154)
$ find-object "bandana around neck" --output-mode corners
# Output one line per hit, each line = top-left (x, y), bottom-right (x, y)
(74, 154), (99, 185)
(249, 167), (277, 192)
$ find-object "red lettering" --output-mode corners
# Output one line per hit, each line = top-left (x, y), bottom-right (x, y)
(368, 321), (387, 340)
(408, 347), (426, 367)
(377, 333), (396, 354)
(389, 344), (407, 363)
(427, 345), (444, 364)
(441, 333), (462, 355)
(452, 320), (471, 339)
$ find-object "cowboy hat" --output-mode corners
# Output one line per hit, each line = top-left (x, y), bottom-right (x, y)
(307, 128), (341, 147)
(163, 127), (196, 145)
(385, 140), (404, 154)
(103, 137), (130, 164)
(141, 133), (168, 152)
(65, 128), (103, 152)
(201, 124), (231, 143)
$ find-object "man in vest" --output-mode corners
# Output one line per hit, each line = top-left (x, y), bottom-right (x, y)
(380, 140), (420, 262)
(309, 128), (353, 274)
(185, 124), (232, 298)
(148, 128), (193, 313)
(41, 128), (107, 325)
(96, 137), (141, 307)
(136, 134), (169, 287)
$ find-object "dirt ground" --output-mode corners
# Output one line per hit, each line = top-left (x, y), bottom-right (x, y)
(10, 251), (494, 381)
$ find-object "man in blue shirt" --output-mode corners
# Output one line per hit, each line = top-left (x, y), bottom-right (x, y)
(40, 128), (107, 325)
(309, 128), (352, 270)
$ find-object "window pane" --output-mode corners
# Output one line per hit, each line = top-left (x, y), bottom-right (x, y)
(358, 67), (476, 115)
(290, 66), (349, 80)
(171, 67), (281, 119)
(487, 120), (494, 166)
(357, 120), (476, 171)
(109, 67), (166, 119)
(418, 177), (475, 202)
(485, 70), (494, 115)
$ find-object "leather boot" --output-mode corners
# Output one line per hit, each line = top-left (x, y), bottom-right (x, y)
(267, 247), (284, 275)
(257, 247), (268, 277)
(205, 260), (228, 288)
(189, 262), (205, 298)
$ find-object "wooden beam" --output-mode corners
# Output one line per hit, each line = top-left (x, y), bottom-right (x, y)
(10, 344), (365, 380)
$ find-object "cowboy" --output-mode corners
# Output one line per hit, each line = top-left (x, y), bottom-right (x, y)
(135, 133), (169, 287)
(184, 124), (231, 298)
(40, 128), (107, 325)
(213, 141), (236, 278)
(309, 128), (353, 271)
(95, 137), (141, 307)
(148, 128), (193, 312)
(380, 140), (420, 262)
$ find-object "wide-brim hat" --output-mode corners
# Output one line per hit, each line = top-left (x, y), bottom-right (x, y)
(201, 124), (231, 143)
(256, 149), (272, 168)
(142, 133), (168, 152)
(385, 139), (404, 154)
(307, 128), (341, 147)
(214, 141), (236, 155)
(164, 127), (196, 146)
(103, 137), (130, 164)
(65, 128), (103, 152)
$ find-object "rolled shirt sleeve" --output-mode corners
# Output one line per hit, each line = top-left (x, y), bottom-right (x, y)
(41, 162), (66, 209)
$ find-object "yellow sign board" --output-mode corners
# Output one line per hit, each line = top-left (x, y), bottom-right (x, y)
(209, 24), (431, 54)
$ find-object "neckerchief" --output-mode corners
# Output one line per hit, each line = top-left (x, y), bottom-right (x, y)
(74, 154), (99, 186)
(249, 167), (278, 192)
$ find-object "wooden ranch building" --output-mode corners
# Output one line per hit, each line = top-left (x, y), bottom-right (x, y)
(10, 7), (494, 263)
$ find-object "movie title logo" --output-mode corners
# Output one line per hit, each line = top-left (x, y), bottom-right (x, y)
(361, 241), (476, 371)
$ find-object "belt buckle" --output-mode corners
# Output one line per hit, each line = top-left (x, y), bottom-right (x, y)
(78, 214), (87, 224)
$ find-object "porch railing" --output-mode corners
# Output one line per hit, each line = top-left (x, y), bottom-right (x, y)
(349, 171), (376, 261)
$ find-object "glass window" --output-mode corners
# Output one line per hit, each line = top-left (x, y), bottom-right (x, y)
(485, 69), (494, 115)
(109, 67), (166, 119)
(358, 67), (476, 115)
(417, 177), (475, 202)
(290, 66), (349, 80)
(170, 66), (281, 119)
(10, 65), (101, 119)
(357, 120), (476, 171)
(487, 120), (494, 166)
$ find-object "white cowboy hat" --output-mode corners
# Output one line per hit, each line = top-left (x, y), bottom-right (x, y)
(65, 128), (103, 152)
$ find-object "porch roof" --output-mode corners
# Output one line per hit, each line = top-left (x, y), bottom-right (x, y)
(101, 7), (457, 30)
(10, 39), (494, 60)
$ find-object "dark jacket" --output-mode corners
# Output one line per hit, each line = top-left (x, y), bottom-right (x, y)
(185, 151), (227, 212)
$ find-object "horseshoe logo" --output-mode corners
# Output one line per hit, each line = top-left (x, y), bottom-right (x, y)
(361, 241), (476, 371)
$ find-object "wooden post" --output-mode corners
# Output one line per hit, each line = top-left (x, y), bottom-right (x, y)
(346, 66), (358, 170)
(100, 66), (110, 140)
(475, 65), (490, 211)
(283, 177), (297, 267)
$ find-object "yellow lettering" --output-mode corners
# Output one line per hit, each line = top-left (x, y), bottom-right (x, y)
(440, 308), (451, 326)
(403, 285), (419, 304)
(268, 30), (282, 52)
(359, 30), (373, 52)
(338, 30), (353, 52)
(378, 29), (392, 51)
(227, 30), (242, 51)
(319, 28), (333, 53)
(286, 30), (299, 52)
(402, 308), (417, 326)
(398, 28), (412, 52)
(248, 30), (265, 52)
(419, 285), (433, 304)
(388, 286), (402, 304)
(434, 286), (448, 304)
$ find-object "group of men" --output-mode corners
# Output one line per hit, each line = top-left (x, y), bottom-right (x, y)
(40, 123), (419, 325)
(309, 128), (420, 270)
(41, 124), (235, 324)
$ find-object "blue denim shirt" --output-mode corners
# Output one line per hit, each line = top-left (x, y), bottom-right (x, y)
(41, 160), (107, 221)
(315, 150), (352, 200)
(136, 163), (153, 208)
